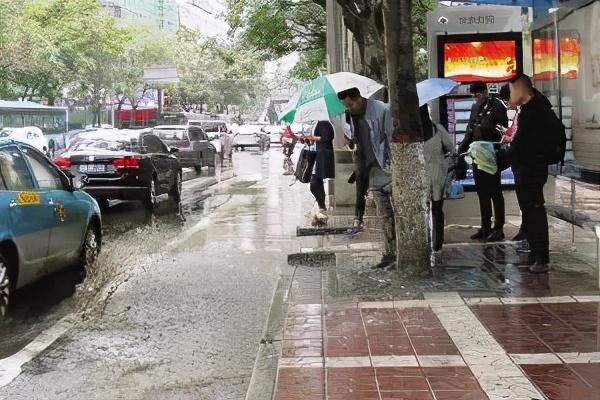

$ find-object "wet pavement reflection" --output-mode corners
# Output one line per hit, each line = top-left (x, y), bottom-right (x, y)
(0, 148), (319, 400)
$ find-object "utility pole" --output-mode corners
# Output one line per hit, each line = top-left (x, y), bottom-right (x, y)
(158, 0), (165, 30)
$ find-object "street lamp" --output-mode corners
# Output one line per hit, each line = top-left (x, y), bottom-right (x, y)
(548, 7), (562, 121)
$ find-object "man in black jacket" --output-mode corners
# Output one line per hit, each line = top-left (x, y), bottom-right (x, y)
(508, 74), (553, 273)
(459, 82), (508, 242)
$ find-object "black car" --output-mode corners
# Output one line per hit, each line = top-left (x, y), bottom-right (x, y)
(152, 125), (217, 171)
(54, 129), (182, 213)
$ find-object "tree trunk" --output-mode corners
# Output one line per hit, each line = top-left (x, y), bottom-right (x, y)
(336, 0), (386, 82)
(382, 0), (430, 271)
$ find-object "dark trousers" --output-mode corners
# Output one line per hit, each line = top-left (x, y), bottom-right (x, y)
(515, 182), (550, 264)
(283, 140), (296, 157)
(310, 175), (326, 210)
(474, 166), (505, 230)
(355, 170), (369, 221)
(431, 200), (445, 251)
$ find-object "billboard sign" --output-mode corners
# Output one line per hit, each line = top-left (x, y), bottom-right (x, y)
(444, 40), (518, 83)
(533, 31), (580, 81)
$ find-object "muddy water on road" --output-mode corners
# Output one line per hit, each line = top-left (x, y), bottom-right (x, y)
(0, 150), (315, 400)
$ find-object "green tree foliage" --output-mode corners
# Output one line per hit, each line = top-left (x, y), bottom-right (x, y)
(24, 0), (131, 121)
(226, 0), (326, 79)
(172, 28), (265, 113)
(412, 0), (437, 80)
(1, 0), (267, 118)
(113, 28), (176, 110)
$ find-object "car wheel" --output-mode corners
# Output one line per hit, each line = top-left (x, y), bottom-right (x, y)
(80, 224), (100, 268)
(195, 158), (203, 174)
(97, 198), (109, 211)
(144, 175), (159, 214)
(169, 171), (182, 205)
(0, 252), (15, 317)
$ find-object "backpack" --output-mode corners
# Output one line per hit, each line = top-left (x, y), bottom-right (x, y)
(544, 110), (567, 165)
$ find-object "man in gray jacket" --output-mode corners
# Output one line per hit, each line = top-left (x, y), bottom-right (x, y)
(338, 88), (396, 269)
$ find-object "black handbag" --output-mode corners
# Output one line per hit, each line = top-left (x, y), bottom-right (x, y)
(294, 147), (316, 183)
(496, 145), (511, 171)
(454, 155), (469, 180)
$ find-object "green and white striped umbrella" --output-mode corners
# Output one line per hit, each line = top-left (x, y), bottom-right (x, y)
(279, 73), (384, 123)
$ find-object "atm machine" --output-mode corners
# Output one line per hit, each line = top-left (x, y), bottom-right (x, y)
(427, 5), (526, 188)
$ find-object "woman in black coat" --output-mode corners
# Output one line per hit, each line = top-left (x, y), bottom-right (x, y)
(304, 120), (335, 221)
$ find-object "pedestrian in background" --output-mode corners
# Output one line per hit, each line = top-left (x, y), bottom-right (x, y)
(422, 105), (454, 252)
(459, 82), (508, 242)
(498, 84), (527, 242)
(337, 87), (396, 269)
(508, 74), (554, 273)
(281, 125), (298, 175)
(303, 121), (335, 225)
(343, 111), (370, 236)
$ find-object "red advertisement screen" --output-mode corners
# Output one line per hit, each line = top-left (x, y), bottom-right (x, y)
(444, 40), (518, 83)
(533, 34), (580, 81)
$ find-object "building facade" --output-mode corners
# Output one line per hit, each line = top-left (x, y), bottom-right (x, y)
(99, 0), (180, 33)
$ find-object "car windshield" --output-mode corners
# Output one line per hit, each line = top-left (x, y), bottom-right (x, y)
(154, 128), (186, 141)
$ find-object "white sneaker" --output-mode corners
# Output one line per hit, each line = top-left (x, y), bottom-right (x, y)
(316, 210), (328, 222)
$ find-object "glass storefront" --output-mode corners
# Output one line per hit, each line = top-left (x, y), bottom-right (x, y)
(532, 0), (600, 177)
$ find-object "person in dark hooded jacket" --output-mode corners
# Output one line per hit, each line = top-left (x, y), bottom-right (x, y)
(508, 74), (555, 273)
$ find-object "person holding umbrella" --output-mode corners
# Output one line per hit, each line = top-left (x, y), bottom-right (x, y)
(338, 87), (396, 269)
(421, 105), (455, 252)
(302, 121), (335, 225)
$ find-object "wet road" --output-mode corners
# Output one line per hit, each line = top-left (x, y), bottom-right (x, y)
(0, 149), (315, 399)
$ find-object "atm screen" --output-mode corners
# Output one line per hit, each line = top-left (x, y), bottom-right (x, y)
(443, 40), (518, 83)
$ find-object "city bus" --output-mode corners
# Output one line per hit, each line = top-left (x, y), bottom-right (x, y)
(0, 100), (68, 153)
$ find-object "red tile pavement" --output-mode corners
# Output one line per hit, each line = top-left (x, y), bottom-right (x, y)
(276, 366), (490, 400)
(276, 368), (324, 400)
(325, 335), (370, 357)
(521, 364), (600, 400)
(327, 367), (380, 400)
(472, 302), (600, 355)
(274, 269), (600, 400)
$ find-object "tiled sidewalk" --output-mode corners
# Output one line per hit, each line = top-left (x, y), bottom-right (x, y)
(274, 270), (600, 400)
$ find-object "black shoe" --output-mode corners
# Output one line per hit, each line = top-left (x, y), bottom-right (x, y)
(470, 229), (490, 241)
(511, 230), (527, 242)
(529, 262), (550, 273)
(517, 255), (535, 266)
(346, 219), (364, 236)
(372, 254), (396, 269)
(487, 229), (505, 242)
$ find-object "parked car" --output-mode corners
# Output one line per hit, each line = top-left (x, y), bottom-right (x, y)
(264, 125), (284, 144)
(152, 125), (217, 171)
(234, 125), (269, 151)
(0, 139), (101, 316)
(54, 129), (182, 213)
(0, 127), (50, 156)
(187, 120), (228, 140)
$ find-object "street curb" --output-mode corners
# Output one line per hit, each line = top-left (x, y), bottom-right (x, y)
(297, 226), (350, 236)
(182, 168), (198, 182)
(288, 251), (337, 267)
(245, 272), (293, 400)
